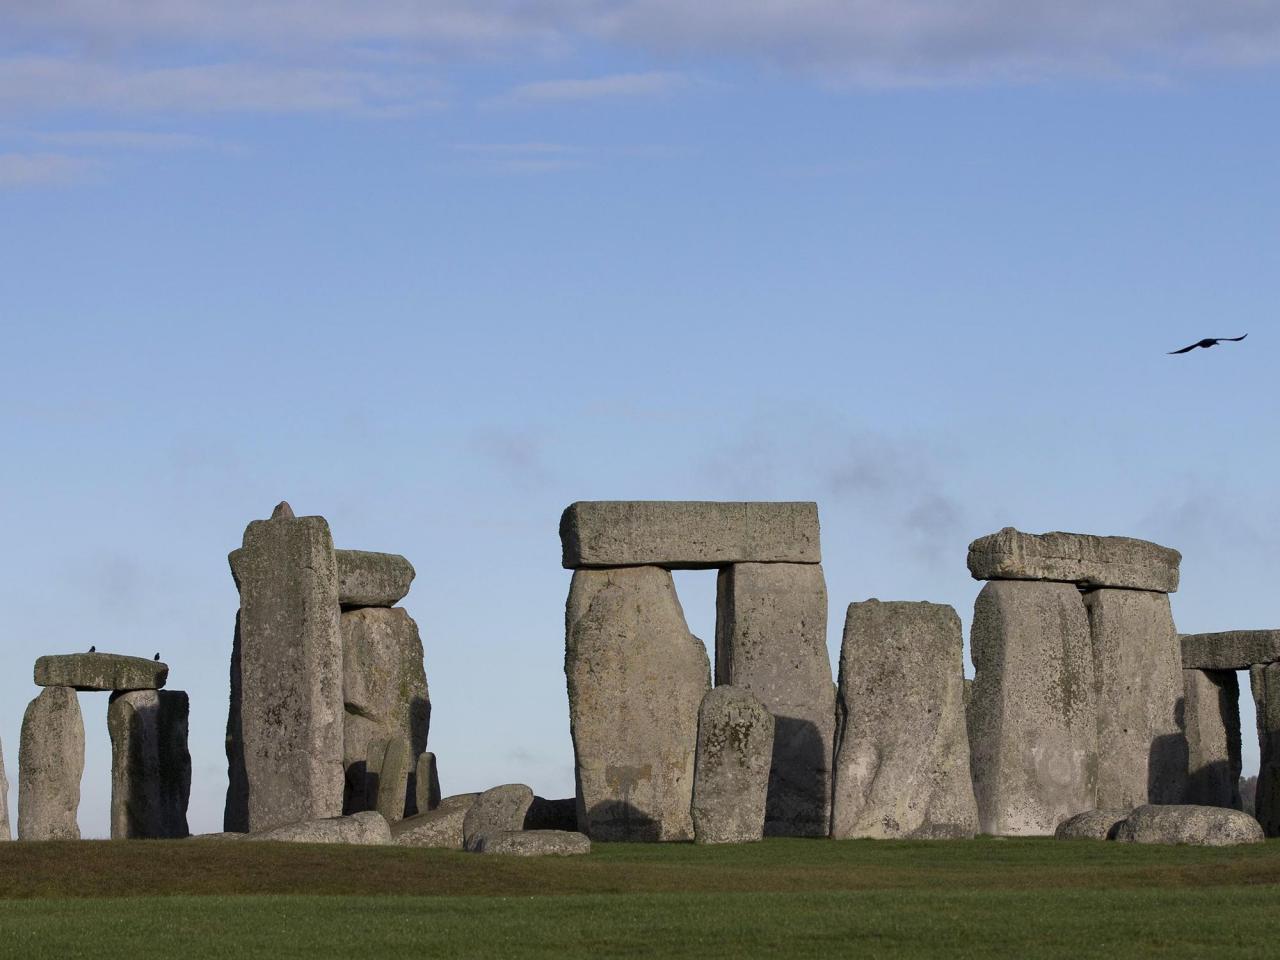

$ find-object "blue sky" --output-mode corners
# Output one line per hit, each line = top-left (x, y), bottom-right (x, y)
(2, 2), (1278, 836)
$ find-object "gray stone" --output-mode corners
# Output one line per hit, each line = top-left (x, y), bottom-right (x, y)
(715, 562), (833, 837)
(1182, 669), (1242, 809)
(366, 735), (412, 823)
(691, 686), (773, 844)
(566, 566), (710, 841)
(391, 793), (478, 848)
(1182, 631), (1280, 670)
(524, 796), (578, 832)
(832, 600), (978, 840)
(251, 810), (391, 845)
(336, 550), (416, 608)
(560, 501), (821, 569)
(968, 581), (1098, 836)
(108, 690), (191, 839)
(34, 653), (167, 692)
(226, 511), (344, 832)
(1085, 589), (1186, 808)
(462, 784), (535, 851)
(271, 501), (295, 519)
(415, 752), (441, 813)
(967, 527), (1180, 593)
(18, 686), (84, 840)
(1250, 663), (1280, 836)
(1114, 804), (1263, 846)
(1054, 809), (1129, 840)
(0, 738), (9, 842)
(469, 830), (591, 856)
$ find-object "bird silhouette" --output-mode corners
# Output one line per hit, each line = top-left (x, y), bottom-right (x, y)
(153, 653), (160, 661)
(1168, 334), (1247, 354)
(88, 645), (96, 653)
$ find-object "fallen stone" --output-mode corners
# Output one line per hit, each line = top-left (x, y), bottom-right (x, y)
(367, 735), (412, 823)
(18, 686), (84, 840)
(715, 562), (833, 837)
(968, 581), (1098, 836)
(566, 566), (710, 841)
(1251, 663), (1280, 836)
(463, 784), (535, 851)
(0, 737), (9, 842)
(560, 501), (820, 569)
(336, 550), (416, 608)
(1182, 631), (1280, 671)
(691, 686), (773, 844)
(391, 793), (478, 848)
(34, 653), (167, 692)
(469, 830), (591, 856)
(1114, 804), (1263, 846)
(967, 528), (1180, 593)
(251, 810), (391, 845)
(108, 690), (191, 839)
(832, 600), (978, 840)
(1054, 809), (1129, 840)
(524, 796), (577, 832)
(416, 752), (441, 813)
(1182, 669), (1242, 809)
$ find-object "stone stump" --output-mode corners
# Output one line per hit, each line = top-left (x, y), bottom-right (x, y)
(108, 690), (191, 839)
(1251, 663), (1280, 836)
(1182, 668), (1242, 809)
(18, 686), (84, 840)
(691, 686), (773, 844)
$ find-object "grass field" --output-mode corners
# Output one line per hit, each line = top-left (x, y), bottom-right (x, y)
(2, 837), (1279, 958)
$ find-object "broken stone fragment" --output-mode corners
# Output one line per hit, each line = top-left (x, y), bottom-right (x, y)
(34, 653), (167, 692)
(469, 830), (591, 856)
(967, 527), (1180, 592)
(1053, 809), (1129, 841)
(462, 784), (534, 851)
(250, 810), (391, 845)
(1113, 804), (1263, 846)
(391, 793), (478, 848)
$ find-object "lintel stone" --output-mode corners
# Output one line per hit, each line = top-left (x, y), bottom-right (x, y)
(1181, 631), (1280, 671)
(335, 550), (415, 608)
(35, 653), (167, 692)
(967, 527), (1180, 592)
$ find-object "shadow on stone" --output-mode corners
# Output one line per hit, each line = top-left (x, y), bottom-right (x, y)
(584, 800), (662, 842)
(765, 716), (827, 837)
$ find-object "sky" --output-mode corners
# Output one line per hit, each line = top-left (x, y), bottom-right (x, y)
(2, 2), (1278, 837)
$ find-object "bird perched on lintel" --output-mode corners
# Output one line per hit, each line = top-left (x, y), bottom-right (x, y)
(1168, 334), (1248, 354)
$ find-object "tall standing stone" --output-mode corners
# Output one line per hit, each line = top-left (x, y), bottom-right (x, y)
(1250, 663), (1280, 836)
(108, 690), (191, 839)
(416, 752), (441, 813)
(0, 737), (10, 841)
(1182, 668), (1242, 809)
(968, 581), (1098, 836)
(832, 600), (978, 839)
(365, 735), (412, 823)
(692, 686), (774, 844)
(566, 566), (710, 841)
(18, 686), (84, 840)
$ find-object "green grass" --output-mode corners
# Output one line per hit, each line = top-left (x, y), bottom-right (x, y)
(2, 838), (1279, 958)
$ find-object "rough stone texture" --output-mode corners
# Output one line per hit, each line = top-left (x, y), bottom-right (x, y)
(35, 653), (167, 692)
(1054, 809), (1129, 840)
(1084, 589), (1186, 808)
(469, 830), (591, 856)
(566, 566), (710, 841)
(832, 600), (978, 840)
(226, 511), (344, 833)
(251, 810), (391, 845)
(1182, 669), (1242, 809)
(224, 611), (247, 832)
(691, 686), (773, 844)
(0, 737), (9, 842)
(18, 686), (84, 840)
(108, 690), (191, 839)
(366, 735), (412, 823)
(1251, 663), (1280, 837)
(1114, 804), (1264, 846)
(391, 793), (478, 848)
(967, 527), (1180, 593)
(524, 797), (578, 832)
(968, 581), (1098, 836)
(416, 752), (441, 813)
(1182, 631), (1280, 670)
(715, 562), (833, 837)
(336, 550), (416, 608)
(560, 501), (821, 569)
(462, 784), (535, 851)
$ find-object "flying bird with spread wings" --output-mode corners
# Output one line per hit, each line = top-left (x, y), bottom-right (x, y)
(1168, 334), (1248, 354)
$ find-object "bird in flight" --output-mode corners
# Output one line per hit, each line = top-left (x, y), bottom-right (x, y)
(1168, 334), (1248, 354)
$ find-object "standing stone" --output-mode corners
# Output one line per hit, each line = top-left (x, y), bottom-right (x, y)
(224, 611), (247, 831)
(715, 562), (833, 837)
(226, 510), (344, 833)
(969, 581), (1098, 836)
(0, 737), (9, 841)
(416, 752), (441, 813)
(1182, 668), (1242, 809)
(108, 690), (191, 839)
(1250, 663), (1280, 836)
(566, 566), (710, 841)
(366, 735), (412, 823)
(18, 686), (84, 840)
(691, 686), (773, 844)
(1084, 589), (1186, 807)
(832, 600), (978, 839)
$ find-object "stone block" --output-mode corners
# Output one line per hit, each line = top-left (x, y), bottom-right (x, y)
(0, 738), (9, 842)
(391, 793), (478, 848)
(469, 830), (591, 856)
(1054, 809), (1129, 840)
(34, 653), (167, 692)
(1181, 631), (1280, 670)
(967, 528), (1180, 593)
(1251, 663), (1280, 837)
(251, 810), (391, 845)
(335, 550), (415, 608)
(416, 752), (441, 813)
(1182, 669), (1242, 809)
(18, 686), (84, 840)
(462, 784), (535, 851)
(691, 686), (773, 844)
(108, 690), (191, 839)
(1114, 804), (1263, 846)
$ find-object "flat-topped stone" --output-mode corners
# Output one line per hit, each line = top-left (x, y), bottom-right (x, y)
(335, 550), (415, 608)
(34, 653), (167, 692)
(560, 501), (820, 569)
(469, 830), (591, 856)
(967, 527), (1180, 593)
(1182, 631), (1280, 670)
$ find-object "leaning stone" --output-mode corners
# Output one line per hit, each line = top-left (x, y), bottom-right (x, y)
(335, 550), (416, 608)
(108, 690), (191, 839)
(691, 686), (773, 844)
(1182, 631), (1280, 671)
(1114, 804), (1263, 846)
(251, 810), (391, 845)
(34, 653), (167, 692)
(18, 686), (84, 840)
(469, 830), (591, 856)
(1054, 809), (1129, 840)
(832, 600), (978, 840)
(967, 527), (1180, 593)
(0, 737), (10, 841)
(968, 581), (1098, 836)
(1182, 669), (1242, 809)
(560, 501), (821, 569)
(715, 562), (833, 837)
(524, 796), (578, 832)
(415, 752), (441, 813)
(462, 784), (534, 851)
(367, 735), (412, 823)
(1251, 663), (1280, 836)
(566, 566), (710, 841)
(391, 793), (478, 848)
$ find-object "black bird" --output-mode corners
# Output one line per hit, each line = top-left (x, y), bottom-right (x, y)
(1168, 334), (1248, 354)
(153, 652), (160, 661)
(88, 645), (95, 653)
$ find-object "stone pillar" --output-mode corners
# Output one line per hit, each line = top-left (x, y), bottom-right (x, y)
(0, 737), (10, 841)
(1182, 668), (1242, 809)
(715, 562), (833, 837)
(416, 752), (441, 813)
(832, 600), (978, 839)
(566, 566), (710, 841)
(365, 735), (412, 823)
(18, 686), (84, 840)
(968, 581), (1098, 835)
(109, 690), (191, 839)
(691, 686), (773, 844)
(1251, 663), (1280, 836)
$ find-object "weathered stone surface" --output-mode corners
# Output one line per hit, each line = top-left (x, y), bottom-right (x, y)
(1054, 809), (1129, 840)
(335, 550), (416, 608)
(1182, 669), (1242, 809)
(366, 735), (412, 823)
(832, 600), (978, 840)
(967, 528), (1180, 593)
(18, 686), (84, 840)
(226, 512), (344, 832)
(462, 784), (535, 851)
(560, 501), (821, 569)
(691, 686), (773, 844)
(524, 796), (578, 832)
(416, 752), (441, 813)
(391, 793), (478, 848)
(715, 562), (832, 837)
(1182, 631), (1280, 670)
(566, 566), (710, 841)
(251, 810), (391, 845)
(1114, 804), (1263, 846)
(108, 690), (191, 839)
(968, 581), (1098, 836)
(1251, 663), (1280, 836)
(34, 653), (167, 692)
(0, 737), (9, 842)
(470, 830), (591, 856)
(1085, 589), (1185, 808)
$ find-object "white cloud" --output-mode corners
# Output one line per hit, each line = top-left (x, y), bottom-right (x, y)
(28, 129), (229, 150)
(0, 151), (89, 187)
(498, 70), (685, 104)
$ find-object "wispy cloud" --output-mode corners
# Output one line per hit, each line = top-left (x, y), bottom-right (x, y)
(498, 71), (686, 105)
(452, 141), (586, 173)
(27, 129), (232, 151)
(0, 151), (90, 187)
